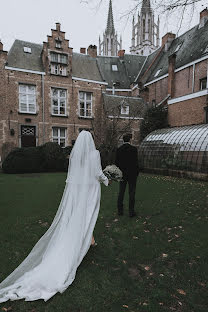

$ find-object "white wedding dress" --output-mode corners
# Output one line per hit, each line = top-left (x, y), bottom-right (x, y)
(0, 131), (108, 303)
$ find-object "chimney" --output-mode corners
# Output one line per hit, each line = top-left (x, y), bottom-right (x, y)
(56, 22), (61, 32)
(87, 45), (97, 58)
(80, 48), (86, 54)
(162, 33), (176, 52)
(168, 53), (176, 98)
(0, 41), (3, 51)
(118, 49), (125, 57)
(199, 8), (208, 28)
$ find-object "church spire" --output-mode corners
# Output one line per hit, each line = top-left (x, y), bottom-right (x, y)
(130, 0), (160, 56)
(106, 0), (115, 35)
(99, 0), (122, 56)
(142, 0), (151, 10)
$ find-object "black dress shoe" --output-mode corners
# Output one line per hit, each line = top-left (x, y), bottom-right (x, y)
(129, 212), (136, 217)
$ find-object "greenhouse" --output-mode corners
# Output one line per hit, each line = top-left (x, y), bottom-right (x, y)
(138, 124), (208, 174)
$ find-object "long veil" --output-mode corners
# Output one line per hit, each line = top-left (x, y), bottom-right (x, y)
(0, 131), (102, 302)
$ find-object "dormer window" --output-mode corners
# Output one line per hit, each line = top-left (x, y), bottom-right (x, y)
(154, 69), (162, 77)
(24, 47), (31, 53)
(112, 64), (118, 71)
(174, 42), (183, 53)
(121, 100), (129, 115)
(203, 45), (208, 54)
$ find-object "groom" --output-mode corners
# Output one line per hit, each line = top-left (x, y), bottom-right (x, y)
(115, 133), (139, 217)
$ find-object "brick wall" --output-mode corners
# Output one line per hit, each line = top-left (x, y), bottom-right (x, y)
(168, 95), (207, 127)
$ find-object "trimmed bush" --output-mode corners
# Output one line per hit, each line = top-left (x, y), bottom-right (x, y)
(39, 142), (66, 172)
(2, 147), (43, 174)
(2, 142), (72, 174)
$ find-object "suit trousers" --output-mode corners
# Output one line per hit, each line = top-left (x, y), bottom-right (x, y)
(117, 176), (137, 215)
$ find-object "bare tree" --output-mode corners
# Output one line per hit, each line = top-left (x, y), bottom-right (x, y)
(91, 101), (144, 167)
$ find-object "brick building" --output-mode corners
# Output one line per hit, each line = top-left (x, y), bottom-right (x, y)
(0, 8), (208, 164)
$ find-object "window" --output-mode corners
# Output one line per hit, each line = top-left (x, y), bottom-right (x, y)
(23, 47), (31, 53)
(50, 52), (68, 64)
(19, 84), (36, 114)
(51, 64), (67, 76)
(200, 77), (207, 90)
(174, 42), (183, 53)
(112, 64), (118, 71)
(121, 105), (129, 115)
(79, 91), (92, 118)
(51, 88), (67, 115)
(55, 40), (62, 49)
(203, 45), (208, 54)
(121, 100), (129, 115)
(52, 128), (66, 147)
(154, 69), (162, 77)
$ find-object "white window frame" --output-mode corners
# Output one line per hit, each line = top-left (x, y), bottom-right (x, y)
(51, 64), (67, 76)
(154, 69), (162, 77)
(23, 47), (31, 53)
(174, 43), (183, 53)
(50, 52), (68, 64)
(79, 91), (93, 118)
(52, 127), (66, 147)
(51, 88), (67, 116)
(121, 105), (129, 115)
(112, 64), (118, 71)
(19, 84), (36, 114)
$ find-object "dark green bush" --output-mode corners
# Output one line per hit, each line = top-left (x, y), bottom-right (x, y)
(39, 142), (66, 172)
(2, 142), (72, 174)
(2, 147), (43, 174)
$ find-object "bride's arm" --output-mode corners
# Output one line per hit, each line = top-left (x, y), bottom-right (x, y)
(95, 151), (108, 186)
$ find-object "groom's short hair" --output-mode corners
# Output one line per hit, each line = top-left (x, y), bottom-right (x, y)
(123, 133), (132, 142)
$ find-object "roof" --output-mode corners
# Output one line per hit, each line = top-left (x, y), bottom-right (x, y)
(72, 53), (104, 82)
(143, 21), (208, 83)
(103, 93), (145, 117)
(106, 0), (115, 35)
(97, 54), (146, 88)
(7, 40), (44, 72)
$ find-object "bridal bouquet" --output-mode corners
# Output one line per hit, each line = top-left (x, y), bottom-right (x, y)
(103, 165), (123, 182)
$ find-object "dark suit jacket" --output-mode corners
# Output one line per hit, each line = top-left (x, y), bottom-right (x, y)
(115, 143), (139, 179)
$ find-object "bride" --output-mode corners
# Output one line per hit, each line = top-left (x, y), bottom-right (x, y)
(0, 130), (109, 302)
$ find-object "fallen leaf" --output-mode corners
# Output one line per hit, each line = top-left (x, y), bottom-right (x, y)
(122, 305), (128, 308)
(162, 253), (168, 258)
(122, 260), (127, 264)
(197, 282), (206, 287)
(144, 266), (150, 271)
(177, 289), (186, 295)
(133, 236), (138, 239)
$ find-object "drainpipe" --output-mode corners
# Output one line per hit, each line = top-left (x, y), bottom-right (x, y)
(192, 63), (195, 93)
(112, 82), (116, 95)
(207, 60), (208, 89)
(41, 74), (45, 144)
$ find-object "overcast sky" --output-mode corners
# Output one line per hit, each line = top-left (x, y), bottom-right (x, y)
(0, 0), (207, 54)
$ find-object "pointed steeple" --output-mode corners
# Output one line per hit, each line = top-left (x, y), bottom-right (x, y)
(99, 0), (122, 56)
(106, 0), (115, 35)
(141, 0), (151, 12)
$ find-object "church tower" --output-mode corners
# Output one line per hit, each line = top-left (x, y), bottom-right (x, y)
(99, 0), (122, 56)
(130, 0), (159, 56)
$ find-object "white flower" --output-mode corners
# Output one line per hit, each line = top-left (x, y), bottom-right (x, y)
(103, 165), (123, 182)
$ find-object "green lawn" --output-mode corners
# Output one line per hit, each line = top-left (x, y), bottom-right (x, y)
(0, 173), (207, 312)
